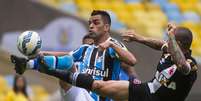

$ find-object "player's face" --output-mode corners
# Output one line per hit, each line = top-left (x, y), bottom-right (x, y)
(16, 77), (25, 89)
(88, 15), (108, 38)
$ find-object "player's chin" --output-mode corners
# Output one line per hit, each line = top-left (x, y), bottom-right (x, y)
(88, 32), (97, 38)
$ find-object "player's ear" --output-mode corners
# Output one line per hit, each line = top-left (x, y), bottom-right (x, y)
(104, 24), (110, 32)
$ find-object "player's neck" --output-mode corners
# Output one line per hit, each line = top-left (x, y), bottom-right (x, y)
(95, 33), (110, 45)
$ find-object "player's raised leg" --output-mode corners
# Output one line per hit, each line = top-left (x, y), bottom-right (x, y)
(10, 54), (74, 74)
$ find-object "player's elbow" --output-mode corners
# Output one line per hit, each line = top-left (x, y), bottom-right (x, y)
(177, 62), (191, 75)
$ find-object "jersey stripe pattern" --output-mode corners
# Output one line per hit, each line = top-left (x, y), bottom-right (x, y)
(71, 37), (127, 101)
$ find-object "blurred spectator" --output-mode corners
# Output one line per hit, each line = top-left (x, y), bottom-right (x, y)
(5, 75), (30, 101)
(13, 75), (29, 98)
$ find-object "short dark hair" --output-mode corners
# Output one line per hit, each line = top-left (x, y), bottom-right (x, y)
(91, 10), (111, 26)
(82, 34), (94, 43)
(175, 27), (193, 49)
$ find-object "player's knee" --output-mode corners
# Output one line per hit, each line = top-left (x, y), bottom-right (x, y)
(76, 73), (94, 90)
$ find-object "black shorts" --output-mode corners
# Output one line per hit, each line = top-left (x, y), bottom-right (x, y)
(129, 81), (158, 101)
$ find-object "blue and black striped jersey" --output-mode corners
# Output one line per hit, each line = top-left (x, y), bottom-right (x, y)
(71, 37), (127, 101)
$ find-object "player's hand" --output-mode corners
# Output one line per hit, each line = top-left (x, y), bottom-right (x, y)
(98, 39), (113, 51)
(121, 29), (142, 42)
(10, 55), (28, 75)
(167, 22), (177, 36)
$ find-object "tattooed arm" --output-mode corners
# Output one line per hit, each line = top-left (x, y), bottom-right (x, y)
(121, 30), (165, 51)
(167, 24), (191, 75)
(137, 37), (165, 50)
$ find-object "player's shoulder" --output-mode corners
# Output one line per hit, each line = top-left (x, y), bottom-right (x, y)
(76, 44), (91, 50)
(80, 44), (91, 48)
(71, 44), (90, 54)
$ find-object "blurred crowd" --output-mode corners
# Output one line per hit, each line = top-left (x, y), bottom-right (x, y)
(0, 75), (49, 101)
(35, 0), (201, 58)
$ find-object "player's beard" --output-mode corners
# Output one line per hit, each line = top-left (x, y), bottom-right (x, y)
(88, 32), (98, 39)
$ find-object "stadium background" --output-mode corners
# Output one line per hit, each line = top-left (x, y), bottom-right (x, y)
(0, 0), (200, 100)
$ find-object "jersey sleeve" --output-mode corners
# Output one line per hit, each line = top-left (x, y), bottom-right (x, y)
(69, 45), (89, 61)
(161, 43), (168, 53)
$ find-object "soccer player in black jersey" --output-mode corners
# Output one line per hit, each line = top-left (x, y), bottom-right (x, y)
(121, 23), (198, 101)
(11, 23), (197, 101)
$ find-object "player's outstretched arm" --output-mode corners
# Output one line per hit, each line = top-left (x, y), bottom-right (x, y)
(121, 30), (165, 51)
(167, 23), (191, 75)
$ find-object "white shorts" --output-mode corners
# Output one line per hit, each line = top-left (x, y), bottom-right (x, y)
(60, 86), (94, 101)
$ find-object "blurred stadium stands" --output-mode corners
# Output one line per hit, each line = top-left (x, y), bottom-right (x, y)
(35, 0), (201, 58)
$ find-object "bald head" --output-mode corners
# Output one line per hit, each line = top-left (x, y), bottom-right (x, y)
(174, 27), (193, 50)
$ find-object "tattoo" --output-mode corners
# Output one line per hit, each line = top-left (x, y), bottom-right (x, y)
(168, 34), (190, 74)
(140, 38), (165, 50)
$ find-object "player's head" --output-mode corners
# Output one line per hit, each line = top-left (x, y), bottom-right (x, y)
(89, 10), (111, 37)
(13, 75), (28, 97)
(174, 27), (193, 50)
(82, 34), (95, 45)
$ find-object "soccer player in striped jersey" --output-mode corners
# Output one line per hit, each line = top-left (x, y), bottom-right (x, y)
(11, 10), (137, 101)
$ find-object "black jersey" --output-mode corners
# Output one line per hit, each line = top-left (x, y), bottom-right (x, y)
(129, 44), (197, 101)
(147, 45), (198, 101)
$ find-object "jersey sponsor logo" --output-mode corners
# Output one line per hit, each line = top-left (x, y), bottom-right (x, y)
(82, 68), (109, 77)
